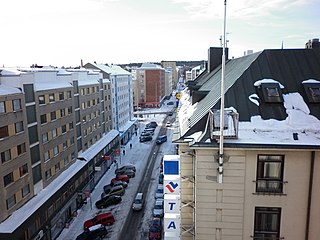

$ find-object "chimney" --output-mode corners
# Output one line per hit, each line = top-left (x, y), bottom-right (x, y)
(207, 47), (229, 73)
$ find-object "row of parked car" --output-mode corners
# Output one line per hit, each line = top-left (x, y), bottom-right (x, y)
(149, 162), (165, 239)
(76, 164), (136, 240)
(139, 121), (158, 142)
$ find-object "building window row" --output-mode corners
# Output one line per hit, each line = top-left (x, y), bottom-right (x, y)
(40, 107), (73, 125)
(82, 111), (100, 123)
(3, 163), (28, 187)
(38, 91), (72, 105)
(1, 143), (26, 164)
(80, 86), (99, 96)
(81, 98), (100, 110)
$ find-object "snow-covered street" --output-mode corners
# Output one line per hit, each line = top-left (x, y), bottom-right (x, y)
(57, 105), (176, 240)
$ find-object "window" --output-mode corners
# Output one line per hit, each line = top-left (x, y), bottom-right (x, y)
(52, 129), (57, 138)
(19, 163), (28, 177)
(81, 89), (85, 95)
(69, 122), (74, 130)
(6, 195), (16, 209)
(59, 92), (64, 101)
(49, 93), (55, 103)
(266, 87), (280, 97)
(15, 121), (24, 134)
(55, 163), (60, 172)
(254, 207), (281, 240)
(42, 132), (48, 143)
(0, 126), (9, 138)
(1, 149), (11, 163)
(22, 184), (30, 197)
(309, 87), (320, 97)
(13, 99), (21, 111)
(17, 143), (26, 155)
(256, 155), (284, 193)
(67, 91), (72, 99)
(67, 106), (72, 115)
(4, 172), (14, 187)
(61, 125), (67, 134)
(40, 114), (47, 124)
(0, 101), (5, 113)
(64, 157), (69, 166)
(51, 111), (56, 121)
(63, 141), (68, 150)
(38, 95), (45, 104)
(44, 151), (50, 161)
(45, 169), (52, 180)
(70, 137), (75, 145)
(53, 146), (59, 156)
(60, 108), (65, 117)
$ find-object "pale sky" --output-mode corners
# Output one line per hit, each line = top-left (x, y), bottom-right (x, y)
(1, 0), (318, 67)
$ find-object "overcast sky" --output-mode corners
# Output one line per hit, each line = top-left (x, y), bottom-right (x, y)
(1, 0), (318, 67)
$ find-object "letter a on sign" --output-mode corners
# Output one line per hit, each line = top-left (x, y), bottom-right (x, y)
(168, 221), (176, 230)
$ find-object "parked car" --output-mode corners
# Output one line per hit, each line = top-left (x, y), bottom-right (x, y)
(167, 101), (174, 105)
(95, 195), (122, 209)
(153, 198), (164, 218)
(158, 173), (164, 184)
(155, 185), (164, 199)
(76, 224), (108, 240)
(146, 121), (158, 128)
(149, 225), (161, 240)
(140, 131), (153, 137)
(168, 112), (173, 116)
(156, 135), (167, 144)
(115, 165), (136, 173)
(105, 181), (128, 191)
(151, 217), (162, 230)
(116, 169), (135, 178)
(83, 212), (115, 229)
(165, 121), (172, 127)
(111, 175), (130, 184)
(132, 192), (144, 211)
(140, 135), (153, 142)
(103, 185), (125, 196)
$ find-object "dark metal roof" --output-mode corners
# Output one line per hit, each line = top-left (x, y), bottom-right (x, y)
(181, 48), (320, 138)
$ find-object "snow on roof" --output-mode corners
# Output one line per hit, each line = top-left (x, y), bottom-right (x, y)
(254, 79), (285, 88)
(0, 69), (22, 76)
(90, 63), (130, 76)
(78, 130), (119, 161)
(139, 63), (163, 70)
(0, 85), (22, 96)
(34, 82), (73, 91)
(302, 79), (320, 84)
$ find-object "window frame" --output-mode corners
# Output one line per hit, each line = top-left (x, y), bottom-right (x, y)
(15, 121), (24, 134)
(254, 207), (281, 240)
(4, 172), (14, 187)
(12, 99), (22, 111)
(0, 101), (6, 113)
(256, 155), (285, 194)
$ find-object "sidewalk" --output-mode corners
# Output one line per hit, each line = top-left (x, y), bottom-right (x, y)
(56, 118), (164, 240)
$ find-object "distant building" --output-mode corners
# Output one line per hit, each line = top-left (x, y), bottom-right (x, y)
(0, 67), (120, 239)
(134, 63), (165, 108)
(83, 63), (136, 145)
(161, 61), (179, 89)
(305, 38), (320, 49)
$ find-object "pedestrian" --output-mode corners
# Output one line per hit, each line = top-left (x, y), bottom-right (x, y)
(123, 149), (125, 155)
(135, 131), (137, 136)
(130, 143), (132, 149)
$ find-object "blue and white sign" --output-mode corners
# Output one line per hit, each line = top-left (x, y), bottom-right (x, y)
(164, 194), (180, 214)
(164, 213), (181, 234)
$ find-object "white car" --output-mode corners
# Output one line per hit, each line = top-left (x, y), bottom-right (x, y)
(153, 198), (164, 218)
(166, 121), (171, 127)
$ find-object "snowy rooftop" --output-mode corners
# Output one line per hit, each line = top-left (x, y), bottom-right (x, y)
(0, 85), (22, 96)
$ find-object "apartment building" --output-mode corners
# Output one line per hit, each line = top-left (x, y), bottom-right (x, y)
(134, 63), (165, 108)
(161, 61), (178, 89)
(83, 63), (136, 145)
(0, 67), (119, 240)
(174, 47), (320, 240)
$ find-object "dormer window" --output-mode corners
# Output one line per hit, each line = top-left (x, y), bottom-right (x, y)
(302, 81), (320, 103)
(260, 83), (283, 103)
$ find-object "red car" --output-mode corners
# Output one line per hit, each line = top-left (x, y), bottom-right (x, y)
(111, 175), (129, 184)
(83, 212), (115, 229)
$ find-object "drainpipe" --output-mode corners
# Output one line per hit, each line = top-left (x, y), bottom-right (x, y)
(306, 151), (315, 240)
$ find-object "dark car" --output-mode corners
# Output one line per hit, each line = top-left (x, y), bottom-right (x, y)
(151, 217), (162, 230)
(149, 226), (161, 240)
(95, 195), (122, 209)
(101, 185), (125, 198)
(76, 224), (108, 240)
(116, 169), (135, 178)
(168, 112), (173, 116)
(140, 131), (153, 137)
(115, 165), (136, 173)
(140, 135), (152, 142)
(156, 135), (167, 144)
(106, 181), (128, 190)
(146, 122), (158, 128)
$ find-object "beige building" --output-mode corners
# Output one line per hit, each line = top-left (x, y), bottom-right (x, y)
(0, 67), (118, 240)
(174, 48), (320, 240)
(161, 61), (178, 89)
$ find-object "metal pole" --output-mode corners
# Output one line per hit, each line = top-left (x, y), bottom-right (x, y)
(218, 0), (227, 184)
